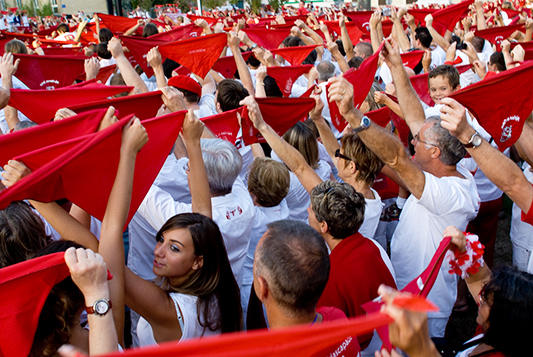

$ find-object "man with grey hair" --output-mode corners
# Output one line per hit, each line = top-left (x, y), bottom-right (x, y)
(327, 39), (479, 339)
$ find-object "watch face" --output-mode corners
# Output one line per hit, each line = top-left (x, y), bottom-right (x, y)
(473, 134), (483, 147)
(362, 116), (370, 127)
(94, 300), (109, 314)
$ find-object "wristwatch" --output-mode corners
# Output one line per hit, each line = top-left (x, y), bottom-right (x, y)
(464, 131), (482, 148)
(86, 299), (112, 316)
(353, 116), (371, 134)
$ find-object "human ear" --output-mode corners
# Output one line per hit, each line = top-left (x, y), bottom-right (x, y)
(192, 255), (204, 270)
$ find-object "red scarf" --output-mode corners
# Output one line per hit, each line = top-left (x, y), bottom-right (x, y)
(449, 60), (533, 150)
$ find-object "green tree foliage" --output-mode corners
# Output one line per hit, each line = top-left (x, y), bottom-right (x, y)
(268, 0), (283, 12)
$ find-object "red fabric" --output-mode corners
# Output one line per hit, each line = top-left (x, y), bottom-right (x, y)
(521, 187), (533, 225)
(8, 85), (132, 123)
(270, 45), (318, 66)
(242, 28), (291, 50)
(158, 33), (227, 78)
(323, 21), (364, 43)
(96, 64), (117, 83)
(341, 10), (374, 34)
(241, 97), (315, 145)
(501, 8), (521, 17)
(366, 106), (392, 128)
(400, 50), (425, 70)
(187, 14), (219, 27)
(0, 111), (186, 227)
(147, 23), (203, 41)
(388, 97), (412, 148)
(98, 313), (394, 357)
(76, 64), (117, 83)
(119, 36), (169, 77)
(373, 173), (400, 200)
(0, 109), (108, 166)
(381, 20), (394, 38)
(211, 52), (253, 79)
(475, 24), (524, 50)
(402, 236), (453, 296)
(0, 252), (70, 357)
(41, 47), (86, 56)
(300, 84), (317, 98)
(326, 44), (381, 132)
(408, 8), (438, 26)
(201, 108), (241, 143)
(69, 90), (164, 120)
(449, 60), (533, 150)
(12, 54), (86, 90)
(431, 0), (474, 36)
(410, 64), (472, 106)
(313, 307), (361, 357)
(317, 232), (397, 348)
(266, 65), (313, 97)
(97, 13), (138, 34)
(362, 236), (453, 351)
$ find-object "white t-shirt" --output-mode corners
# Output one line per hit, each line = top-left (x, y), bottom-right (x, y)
(0, 76), (30, 134)
(391, 165), (479, 333)
(358, 188), (384, 241)
(270, 157), (332, 222)
(137, 293), (220, 346)
(242, 201), (290, 286)
(136, 176), (255, 286)
(511, 163), (533, 251)
(194, 93), (217, 119)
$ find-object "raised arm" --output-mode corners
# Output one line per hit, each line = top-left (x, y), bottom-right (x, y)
(382, 39), (426, 135)
(369, 10), (384, 54)
(327, 41), (349, 73)
(123, 19), (143, 37)
(182, 110), (212, 218)
(309, 93), (341, 161)
(327, 61), (426, 198)
(108, 37), (149, 94)
(65, 247), (118, 355)
(391, 7), (411, 52)
(74, 20), (88, 43)
(425, 15), (450, 52)
(439, 97), (533, 214)
(339, 14), (355, 60)
(240, 96), (323, 193)
(228, 32), (254, 94)
(474, 0), (487, 30)
(147, 47), (167, 89)
(0, 52), (20, 131)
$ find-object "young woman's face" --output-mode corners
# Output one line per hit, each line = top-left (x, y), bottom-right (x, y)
(153, 228), (202, 285)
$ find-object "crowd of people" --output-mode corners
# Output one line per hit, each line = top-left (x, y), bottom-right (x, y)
(1, 0), (533, 356)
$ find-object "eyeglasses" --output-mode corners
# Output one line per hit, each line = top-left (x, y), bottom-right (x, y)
(183, 162), (190, 173)
(335, 149), (353, 161)
(478, 285), (490, 307)
(414, 133), (440, 149)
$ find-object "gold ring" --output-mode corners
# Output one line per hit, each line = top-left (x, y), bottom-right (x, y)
(342, 88), (346, 94)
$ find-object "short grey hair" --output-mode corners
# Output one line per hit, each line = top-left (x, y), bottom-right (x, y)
(200, 138), (243, 196)
(424, 117), (466, 166)
(316, 61), (336, 82)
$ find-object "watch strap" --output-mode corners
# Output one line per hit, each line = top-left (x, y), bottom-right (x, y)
(353, 116), (371, 134)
